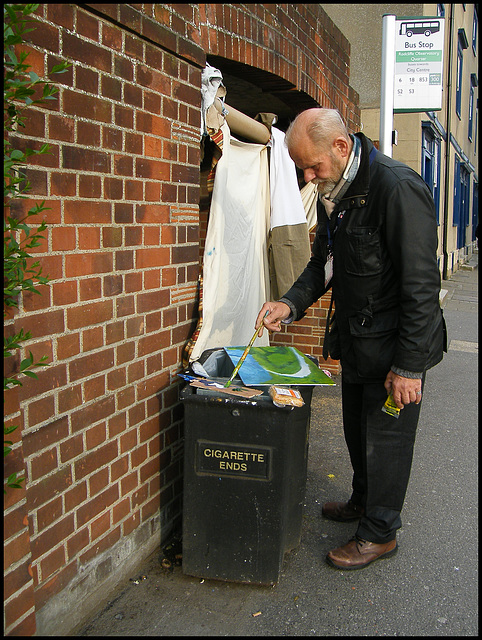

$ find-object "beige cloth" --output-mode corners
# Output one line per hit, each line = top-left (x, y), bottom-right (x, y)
(267, 126), (311, 298)
(190, 122), (270, 361)
(301, 181), (319, 231)
(268, 223), (311, 300)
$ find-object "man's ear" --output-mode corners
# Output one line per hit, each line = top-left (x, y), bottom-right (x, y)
(333, 136), (350, 158)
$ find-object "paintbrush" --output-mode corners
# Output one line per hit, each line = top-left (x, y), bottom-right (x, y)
(224, 311), (268, 387)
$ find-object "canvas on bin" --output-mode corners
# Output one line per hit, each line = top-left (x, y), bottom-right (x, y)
(224, 346), (335, 386)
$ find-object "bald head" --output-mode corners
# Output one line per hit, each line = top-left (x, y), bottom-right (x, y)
(285, 108), (351, 155)
(284, 109), (353, 193)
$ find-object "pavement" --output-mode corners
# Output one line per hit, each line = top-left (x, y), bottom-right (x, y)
(77, 251), (478, 637)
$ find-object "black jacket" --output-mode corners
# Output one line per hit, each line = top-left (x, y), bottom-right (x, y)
(283, 132), (446, 383)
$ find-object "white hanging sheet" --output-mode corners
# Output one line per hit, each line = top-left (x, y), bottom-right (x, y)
(190, 122), (270, 361)
(269, 127), (308, 229)
(268, 127), (311, 298)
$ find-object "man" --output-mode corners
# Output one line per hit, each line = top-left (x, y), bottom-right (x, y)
(256, 108), (446, 570)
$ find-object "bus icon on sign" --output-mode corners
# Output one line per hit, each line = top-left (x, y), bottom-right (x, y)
(399, 21), (440, 37)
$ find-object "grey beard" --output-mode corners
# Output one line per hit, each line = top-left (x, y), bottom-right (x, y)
(315, 179), (338, 195)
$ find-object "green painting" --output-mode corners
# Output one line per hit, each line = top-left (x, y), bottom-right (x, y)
(224, 346), (335, 386)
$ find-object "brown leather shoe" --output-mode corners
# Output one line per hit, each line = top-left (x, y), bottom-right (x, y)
(326, 536), (398, 570)
(322, 500), (364, 522)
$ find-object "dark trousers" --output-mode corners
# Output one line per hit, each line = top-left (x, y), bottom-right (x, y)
(341, 375), (425, 544)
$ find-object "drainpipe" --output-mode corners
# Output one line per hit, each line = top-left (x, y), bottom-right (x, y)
(442, 4), (454, 280)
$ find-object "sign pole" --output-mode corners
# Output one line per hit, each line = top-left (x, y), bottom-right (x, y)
(380, 14), (396, 157)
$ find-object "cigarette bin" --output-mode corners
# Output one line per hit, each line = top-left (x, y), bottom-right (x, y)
(181, 348), (314, 585)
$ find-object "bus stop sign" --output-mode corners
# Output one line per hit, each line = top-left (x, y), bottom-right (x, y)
(394, 16), (445, 112)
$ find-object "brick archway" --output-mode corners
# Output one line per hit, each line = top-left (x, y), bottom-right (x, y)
(197, 4), (360, 131)
(206, 54), (320, 130)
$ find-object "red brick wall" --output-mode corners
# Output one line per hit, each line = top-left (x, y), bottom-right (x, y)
(4, 4), (358, 635)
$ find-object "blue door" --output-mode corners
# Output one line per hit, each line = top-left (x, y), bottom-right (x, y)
(458, 166), (469, 249)
(421, 125), (441, 223)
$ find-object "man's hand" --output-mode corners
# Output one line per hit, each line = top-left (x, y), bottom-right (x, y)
(255, 302), (292, 337)
(384, 370), (422, 410)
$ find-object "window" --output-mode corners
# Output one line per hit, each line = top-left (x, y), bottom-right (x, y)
(473, 7), (478, 54)
(469, 75), (478, 143)
(456, 30), (469, 119)
(476, 106), (478, 154)
(468, 85), (474, 141)
(472, 183), (478, 243)
(456, 45), (463, 118)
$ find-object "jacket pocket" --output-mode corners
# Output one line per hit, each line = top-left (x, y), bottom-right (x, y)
(348, 309), (399, 378)
(344, 227), (382, 276)
(426, 306), (447, 369)
(326, 317), (341, 360)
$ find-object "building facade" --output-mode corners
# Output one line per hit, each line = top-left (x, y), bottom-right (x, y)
(4, 4), (358, 635)
(324, 3), (479, 278)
